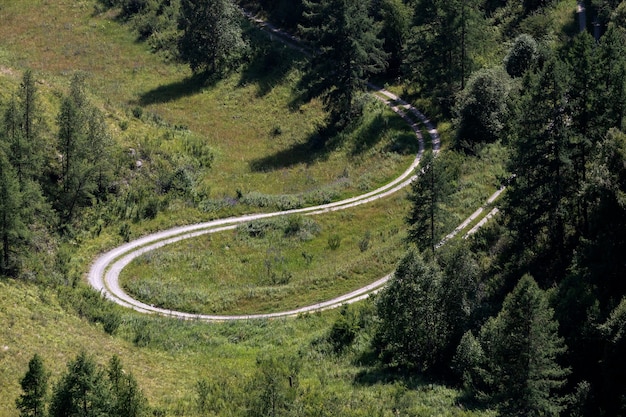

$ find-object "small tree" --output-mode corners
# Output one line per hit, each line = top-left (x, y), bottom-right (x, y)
(55, 74), (114, 226)
(0, 149), (25, 273)
(454, 67), (513, 150)
(504, 34), (539, 78)
(406, 151), (456, 254)
(108, 355), (147, 417)
(16, 354), (48, 417)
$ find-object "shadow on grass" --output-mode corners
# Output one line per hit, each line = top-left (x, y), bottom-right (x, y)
(138, 73), (215, 106)
(349, 110), (420, 157)
(249, 125), (340, 172)
(352, 350), (490, 413)
(239, 41), (303, 97)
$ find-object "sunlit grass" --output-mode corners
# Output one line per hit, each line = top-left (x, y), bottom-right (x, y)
(120, 194), (410, 315)
(0, 0), (418, 202)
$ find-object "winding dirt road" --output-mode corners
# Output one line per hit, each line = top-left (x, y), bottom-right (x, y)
(87, 14), (502, 321)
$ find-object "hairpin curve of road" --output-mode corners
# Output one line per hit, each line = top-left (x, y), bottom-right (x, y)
(87, 13), (503, 322)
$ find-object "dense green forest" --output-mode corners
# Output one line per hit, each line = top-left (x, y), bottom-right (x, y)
(2, 0), (626, 416)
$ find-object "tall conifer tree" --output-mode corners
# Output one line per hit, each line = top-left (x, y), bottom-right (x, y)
(300, 0), (387, 127)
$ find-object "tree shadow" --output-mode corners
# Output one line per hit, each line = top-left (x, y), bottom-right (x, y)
(349, 109), (420, 157)
(352, 363), (489, 413)
(239, 38), (304, 97)
(238, 22), (306, 97)
(249, 124), (340, 172)
(138, 73), (215, 106)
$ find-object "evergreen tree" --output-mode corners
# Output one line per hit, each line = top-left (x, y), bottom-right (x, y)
(107, 355), (147, 417)
(15, 354), (48, 417)
(178, 0), (248, 76)
(406, 151), (454, 254)
(404, 0), (485, 111)
(0, 148), (25, 274)
(55, 74), (113, 226)
(598, 296), (626, 415)
(473, 275), (569, 416)
(300, 0), (387, 127)
(18, 70), (44, 181)
(377, 0), (412, 77)
(504, 57), (574, 283)
(1, 70), (46, 188)
(49, 352), (112, 417)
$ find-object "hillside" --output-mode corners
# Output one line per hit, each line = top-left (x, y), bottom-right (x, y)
(2, 0), (626, 416)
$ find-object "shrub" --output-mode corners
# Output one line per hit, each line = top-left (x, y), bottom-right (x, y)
(328, 234), (341, 250)
(358, 231), (371, 252)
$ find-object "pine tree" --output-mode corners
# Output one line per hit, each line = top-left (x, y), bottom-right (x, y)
(300, 0), (387, 127)
(2, 70), (45, 188)
(403, 0), (485, 111)
(15, 354), (48, 417)
(49, 351), (112, 417)
(476, 275), (569, 416)
(108, 355), (147, 417)
(0, 148), (25, 274)
(55, 74), (113, 226)
(504, 57), (574, 283)
(178, 0), (248, 76)
(406, 151), (455, 254)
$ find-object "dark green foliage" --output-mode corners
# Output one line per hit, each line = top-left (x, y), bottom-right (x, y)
(0, 149), (25, 274)
(3, 70), (46, 186)
(375, 250), (449, 371)
(178, 0), (248, 76)
(504, 34), (539, 78)
(376, 244), (482, 375)
(46, 352), (147, 417)
(16, 354), (48, 417)
(403, 0), (486, 112)
(377, 0), (412, 77)
(522, 0), (553, 15)
(597, 297), (626, 415)
(49, 352), (113, 417)
(454, 67), (513, 150)
(437, 242), (482, 351)
(461, 275), (568, 416)
(240, 0), (304, 30)
(504, 57), (574, 283)
(108, 355), (148, 417)
(300, 0), (387, 127)
(406, 151), (458, 253)
(54, 74), (115, 227)
(328, 304), (360, 353)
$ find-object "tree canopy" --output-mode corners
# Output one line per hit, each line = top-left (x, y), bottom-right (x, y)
(178, 0), (248, 76)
